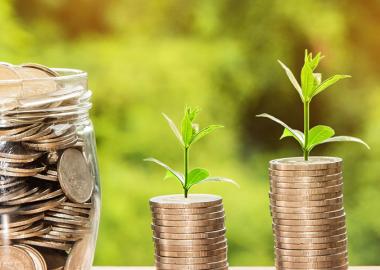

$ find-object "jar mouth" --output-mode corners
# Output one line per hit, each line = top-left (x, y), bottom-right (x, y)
(0, 68), (87, 85)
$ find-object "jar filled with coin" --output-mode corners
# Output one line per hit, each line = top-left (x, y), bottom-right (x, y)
(0, 63), (100, 270)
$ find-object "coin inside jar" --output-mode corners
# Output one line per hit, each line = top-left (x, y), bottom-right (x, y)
(57, 148), (94, 203)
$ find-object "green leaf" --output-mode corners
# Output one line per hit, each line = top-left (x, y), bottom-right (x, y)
(306, 125), (335, 151)
(162, 113), (184, 146)
(280, 128), (305, 147)
(256, 113), (304, 147)
(301, 61), (315, 100)
(144, 158), (185, 186)
(312, 75), (351, 98)
(190, 125), (224, 145)
(198, 177), (240, 188)
(186, 168), (209, 189)
(278, 60), (303, 101)
(181, 112), (193, 147)
(309, 52), (323, 70)
(320, 136), (370, 149)
(313, 73), (322, 87)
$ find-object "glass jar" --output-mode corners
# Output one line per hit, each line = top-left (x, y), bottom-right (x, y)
(0, 64), (100, 270)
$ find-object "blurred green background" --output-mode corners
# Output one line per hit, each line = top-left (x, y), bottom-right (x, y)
(1, 0), (379, 266)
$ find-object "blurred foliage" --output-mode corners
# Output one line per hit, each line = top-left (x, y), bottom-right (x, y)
(1, 0), (380, 265)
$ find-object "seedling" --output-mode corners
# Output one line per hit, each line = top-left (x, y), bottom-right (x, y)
(145, 106), (238, 198)
(257, 50), (369, 160)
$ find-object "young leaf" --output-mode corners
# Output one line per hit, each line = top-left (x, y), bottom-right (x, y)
(162, 113), (184, 146)
(306, 125), (335, 151)
(313, 73), (322, 87)
(144, 158), (185, 185)
(320, 136), (370, 149)
(190, 125), (224, 145)
(278, 60), (304, 101)
(312, 75), (351, 98)
(256, 113), (305, 147)
(280, 128), (305, 147)
(181, 111), (193, 147)
(198, 177), (240, 188)
(309, 52), (323, 71)
(186, 168), (209, 188)
(301, 61), (315, 100)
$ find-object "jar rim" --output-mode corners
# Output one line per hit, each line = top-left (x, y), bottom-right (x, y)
(0, 68), (87, 85)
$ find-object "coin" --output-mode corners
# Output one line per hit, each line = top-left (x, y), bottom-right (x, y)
(65, 236), (93, 270)
(275, 245), (347, 257)
(151, 204), (224, 215)
(16, 244), (48, 270)
(155, 253), (227, 264)
(0, 245), (35, 270)
(156, 246), (228, 258)
(270, 167), (341, 177)
(271, 209), (345, 220)
(275, 233), (347, 244)
(270, 172), (342, 183)
(273, 221), (346, 232)
(152, 210), (225, 221)
(152, 223), (225, 234)
(269, 191), (341, 201)
(270, 157), (342, 171)
(155, 259), (228, 270)
(270, 204), (342, 214)
(150, 194), (222, 209)
(273, 226), (346, 238)
(153, 228), (226, 240)
(270, 178), (343, 189)
(152, 216), (225, 227)
(270, 195), (343, 207)
(275, 238), (347, 250)
(58, 148), (94, 203)
(270, 183), (343, 195)
(153, 235), (225, 246)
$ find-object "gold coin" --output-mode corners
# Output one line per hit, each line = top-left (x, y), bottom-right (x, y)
(155, 246), (227, 258)
(275, 258), (348, 269)
(44, 215), (89, 227)
(155, 239), (227, 252)
(153, 228), (226, 240)
(275, 238), (347, 250)
(155, 259), (228, 270)
(270, 167), (341, 177)
(269, 191), (341, 202)
(65, 236), (93, 270)
(4, 187), (53, 205)
(58, 148), (94, 203)
(273, 214), (346, 226)
(152, 210), (225, 221)
(277, 251), (347, 263)
(270, 195), (343, 207)
(272, 221), (346, 232)
(270, 172), (342, 183)
(153, 235), (225, 246)
(269, 157), (342, 171)
(271, 209), (345, 220)
(0, 213), (44, 229)
(270, 178), (343, 189)
(153, 216), (225, 227)
(16, 244), (48, 270)
(273, 226), (346, 238)
(21, 63), (59, 77)
(150, 194), (222, 209)
(274, 264), (348, 270)
(152, 223), (225, 234)
(270, 183), (343, 195)
(20, 238), (72, 251)
(275, 233), (347, 244)
(155, 253), (227, 264)
(275, 245), (347, 256)
(270, 204), (342, 214)
(0, 246), (35, 270)
(151, 204), (224, 215)
(16, 196), (66, 215)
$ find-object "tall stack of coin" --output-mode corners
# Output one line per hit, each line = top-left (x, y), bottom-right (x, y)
(269, 157), (348, 270)
(150, 194), (229, 270)
(0, 62), (99, 270)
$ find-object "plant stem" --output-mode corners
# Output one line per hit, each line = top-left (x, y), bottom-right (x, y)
(304, 100), (310, 161)
(184, 146), (189, 198)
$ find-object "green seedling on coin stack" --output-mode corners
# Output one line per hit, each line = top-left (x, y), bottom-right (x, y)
(257, 50), (369, 160)
(145, 106), (238, 198)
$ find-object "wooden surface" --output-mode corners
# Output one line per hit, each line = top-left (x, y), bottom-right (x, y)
(93, 267), (379, 270)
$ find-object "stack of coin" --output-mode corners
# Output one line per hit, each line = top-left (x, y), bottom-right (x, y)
(269, 157), (348, 270)
(0, 62), (98, 269)
(150, 194), (229, 270)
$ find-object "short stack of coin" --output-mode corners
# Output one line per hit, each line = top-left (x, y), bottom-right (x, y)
(269, 157), (348, 270)
(0, 62), (97, 269)
(150, 194), (229, 270)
